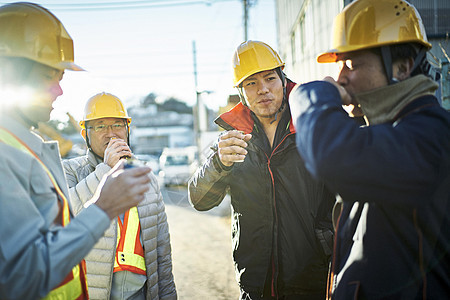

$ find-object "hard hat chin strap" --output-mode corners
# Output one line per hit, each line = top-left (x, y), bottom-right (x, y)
(84, 130), (107, 161)
(237, 87), (248, 107)
(381, 45), (439, 84)
(84, 130), (97, 158)
(412, 48), (440, 81)
(381, 46), (396, 85)
(270, 68), (287, 124)
(126, 123), (130, 146)
(411, 48), (427, 74)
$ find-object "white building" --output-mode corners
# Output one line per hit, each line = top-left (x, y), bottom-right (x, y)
(128, 105), (194, 155)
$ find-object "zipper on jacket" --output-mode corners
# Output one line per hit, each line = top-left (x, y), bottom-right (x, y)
(412, 209), (427, 299)
(271, 132), (294, 158)
(327, 204), (342, 300)
(266, 152), (279, 298)
(265, 132), (294, 298)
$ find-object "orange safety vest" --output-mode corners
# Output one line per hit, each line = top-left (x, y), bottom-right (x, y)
(113, 207), (146, 275)
(0, 127), (89, 300)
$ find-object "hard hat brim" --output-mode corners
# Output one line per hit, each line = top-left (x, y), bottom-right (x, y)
(317, 39), (432, 63)
(234, 64), (285, 87)
(60, 61), (85, 72)
(79, 117), (131, 129)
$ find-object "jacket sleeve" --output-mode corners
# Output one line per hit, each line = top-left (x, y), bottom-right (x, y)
(290, 81), (449, 207)
(63, 159), (111, 215)
(188, 152), (232, 211)
(152, 173), (177, 300)
(0, 154), (110, 299)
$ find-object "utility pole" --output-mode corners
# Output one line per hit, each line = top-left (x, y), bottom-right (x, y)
(192, 40), (201, 162)
(242, 0), (257, 40)
(243, 0), (248, 40)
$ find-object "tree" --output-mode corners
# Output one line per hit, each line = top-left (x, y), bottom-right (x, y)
(159, 97), (192, 114)
(141, 92), (157, 107)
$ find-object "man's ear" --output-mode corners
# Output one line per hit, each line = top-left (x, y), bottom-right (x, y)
(81, 128), (86, 141)
(392, 57), (414, 81)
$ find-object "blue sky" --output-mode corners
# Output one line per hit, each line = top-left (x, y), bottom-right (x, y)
(6, 0), (277, 121)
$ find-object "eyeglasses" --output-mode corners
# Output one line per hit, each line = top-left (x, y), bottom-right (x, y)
(86, 123), (126, 132)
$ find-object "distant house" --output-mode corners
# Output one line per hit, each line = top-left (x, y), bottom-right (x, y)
(128, 104), (194, 156)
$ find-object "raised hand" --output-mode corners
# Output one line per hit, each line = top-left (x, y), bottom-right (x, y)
(217, 130), (252, 167)
(103, 138), (133, 168)
(89, 160), (151, 219)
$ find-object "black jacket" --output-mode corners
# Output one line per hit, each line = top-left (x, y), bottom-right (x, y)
(188, 80), (336, 296)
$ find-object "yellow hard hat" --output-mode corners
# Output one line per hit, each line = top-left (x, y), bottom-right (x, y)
(0, 2), (83, 71)
(80, 93), (131, 129)
(317, 0), (431, 63)
(232, 40), (285, 87)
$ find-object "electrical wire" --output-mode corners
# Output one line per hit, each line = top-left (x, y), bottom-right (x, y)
(0, 0), (236, 11)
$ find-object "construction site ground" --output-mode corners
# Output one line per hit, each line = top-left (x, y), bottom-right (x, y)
(162, 186), (240, 299)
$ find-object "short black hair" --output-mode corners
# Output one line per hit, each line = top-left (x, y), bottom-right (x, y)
(368, 43), (417, 62)
(371, 43), (429, 77)
(390, 44), (418, 63)
(391, 43), (430, 77)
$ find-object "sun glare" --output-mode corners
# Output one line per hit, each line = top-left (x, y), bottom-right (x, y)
(0, 86), (35, 112)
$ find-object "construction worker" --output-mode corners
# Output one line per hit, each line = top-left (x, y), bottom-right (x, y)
(0, 2), (151, 299)
(290, 0), (450, 298)
(63, 93), (177, 300)
(188, 40), (336, 299)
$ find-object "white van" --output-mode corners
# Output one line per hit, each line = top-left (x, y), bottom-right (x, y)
(159, 146), (198, 186)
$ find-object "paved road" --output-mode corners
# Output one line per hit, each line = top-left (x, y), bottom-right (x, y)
(162, 185), (240, 300)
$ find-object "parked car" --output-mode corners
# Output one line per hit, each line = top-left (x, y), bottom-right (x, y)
(134, 154), (161, 174)
(159, 146), (198, 186)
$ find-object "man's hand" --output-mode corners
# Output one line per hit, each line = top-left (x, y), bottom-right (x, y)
(103, 138), (132, 168)
(323, 76), (363, 117)
(323, 76), (352, 105)
(217, 130), (252, 167)
(90, 160), (151, 219)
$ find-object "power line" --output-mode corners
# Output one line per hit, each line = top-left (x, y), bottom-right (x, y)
(0, 0), (236, 11)
(39, 0), (207, 5)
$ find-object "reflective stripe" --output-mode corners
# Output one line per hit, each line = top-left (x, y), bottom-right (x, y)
(116, 251), (146, 270)
(0, 127), (89, 299)
(44, 265), (82, 300)
(0, 127), (70, 225)
(113, 207), (146, 275)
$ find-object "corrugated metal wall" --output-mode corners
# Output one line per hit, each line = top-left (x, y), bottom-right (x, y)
(409, 0), (450, 37)
(276, 0), (344, 84)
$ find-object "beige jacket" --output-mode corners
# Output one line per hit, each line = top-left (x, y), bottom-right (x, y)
(63, 151), (177, 300)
